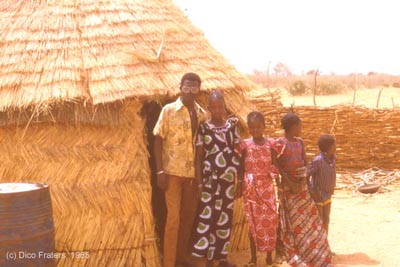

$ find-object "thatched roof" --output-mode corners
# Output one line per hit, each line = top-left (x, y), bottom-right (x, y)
(0, 0), (256, 112)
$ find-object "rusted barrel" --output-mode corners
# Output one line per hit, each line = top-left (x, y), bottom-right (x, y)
(0, 183), (56, 267)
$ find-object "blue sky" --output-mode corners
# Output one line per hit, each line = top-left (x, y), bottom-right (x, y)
(173, 0), (400, 75)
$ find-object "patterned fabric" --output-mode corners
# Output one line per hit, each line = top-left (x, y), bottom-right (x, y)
(192, 117), (240, 260)
(309, 152), (336, 203)
(153, 97), (206, 177)
(274, 138), (333, 267)
(275, 137), (306, 182)
(240, 138), (279, 253)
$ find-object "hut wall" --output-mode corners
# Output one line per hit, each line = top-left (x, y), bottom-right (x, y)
(0, 100), (160, 267)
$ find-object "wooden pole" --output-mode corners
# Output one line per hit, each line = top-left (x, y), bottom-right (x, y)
(352, 73), (358, 106)
(376, 88), (384, 108)
(266, 61), (271, 93)
(313, 68), (319, 106)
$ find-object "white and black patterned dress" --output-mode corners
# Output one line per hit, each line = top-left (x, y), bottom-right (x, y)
(191, 117), (240, 261)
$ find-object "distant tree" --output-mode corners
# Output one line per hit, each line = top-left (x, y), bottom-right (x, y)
(393, 82), (400, 88)
(306, 69), (317, 75)
(288, 80), (308, 95)
(368, 71), (377, 76)
(274, 62), (292, 76)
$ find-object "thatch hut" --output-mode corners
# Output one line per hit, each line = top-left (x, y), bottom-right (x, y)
(0, 0), (264, 266)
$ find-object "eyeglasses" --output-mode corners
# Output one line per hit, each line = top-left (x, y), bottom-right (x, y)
(181, 86), (200, 94)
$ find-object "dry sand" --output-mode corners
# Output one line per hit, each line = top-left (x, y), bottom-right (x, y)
(229, 184), (400, 267)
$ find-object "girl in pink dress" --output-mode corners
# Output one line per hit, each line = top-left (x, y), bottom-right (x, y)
(238, 112), (279, 267)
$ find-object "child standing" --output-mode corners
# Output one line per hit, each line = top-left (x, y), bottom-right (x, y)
(274, 113), (333, 267)
(192, 91), (240, 267)
(309, 134), (336, 234)
(238, 112), (279, 267)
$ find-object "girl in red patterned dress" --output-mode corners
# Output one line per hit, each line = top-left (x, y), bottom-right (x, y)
(274, 113), (333, 267)
(238, 112), (279, 267)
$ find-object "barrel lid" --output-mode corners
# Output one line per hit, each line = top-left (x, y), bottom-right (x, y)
(0, 183), (48, 194)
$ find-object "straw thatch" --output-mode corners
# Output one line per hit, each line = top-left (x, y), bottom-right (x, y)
(0, 0), (270, 265)
(0, 0), (255, 120)
(0, 101), (160, 266)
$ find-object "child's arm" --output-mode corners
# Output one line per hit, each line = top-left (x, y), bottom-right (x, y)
(271, 149), (281, 189)
(308, 158), (322, 200)
(195, 145), (204, 187)
(154, 136), (168, 190)
(293, 138), (309, 180)
(194, 124), (205, 189)
(271, 149), (286, 202)
(299, 138), (308, 166)
(272, 149), (301, 194)
(332, 165), (337, 195)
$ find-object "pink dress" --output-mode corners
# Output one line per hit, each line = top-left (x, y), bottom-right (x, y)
(240, 138), (279, 253)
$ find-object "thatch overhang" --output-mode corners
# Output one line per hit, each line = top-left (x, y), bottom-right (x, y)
(0, 0), (257, 122)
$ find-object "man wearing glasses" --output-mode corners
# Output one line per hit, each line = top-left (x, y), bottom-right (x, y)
(153, 72), (206, 267)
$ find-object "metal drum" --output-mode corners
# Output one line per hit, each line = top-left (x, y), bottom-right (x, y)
(0, 183), (56, 267)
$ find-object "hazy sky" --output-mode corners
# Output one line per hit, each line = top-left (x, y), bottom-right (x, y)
(173, 0), (400, 75)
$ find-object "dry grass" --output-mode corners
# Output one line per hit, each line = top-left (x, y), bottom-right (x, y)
(278, 87), (400, 108)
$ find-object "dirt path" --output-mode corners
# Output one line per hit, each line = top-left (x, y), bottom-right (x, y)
(229, 185), (400, 267)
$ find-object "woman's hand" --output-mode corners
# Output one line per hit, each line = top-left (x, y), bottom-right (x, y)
(295, 166), (308, 179)
(287, 179), (303, 194)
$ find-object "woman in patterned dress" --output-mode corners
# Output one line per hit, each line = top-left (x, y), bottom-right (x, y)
(274, 113), (333, 267)
(192, 91), (240, 267)
(238, 111), (280, 267)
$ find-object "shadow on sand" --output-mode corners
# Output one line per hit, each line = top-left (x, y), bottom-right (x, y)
(334, 252), (380, 266)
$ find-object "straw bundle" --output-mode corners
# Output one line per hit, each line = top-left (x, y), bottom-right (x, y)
(281, 106), (400, 170)
(249, 100), (400, 170)
(0, 100), (160, 267)
(231, 199), (250, 252)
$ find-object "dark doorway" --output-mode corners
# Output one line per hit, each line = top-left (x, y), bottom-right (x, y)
(141, 101), (166, 250)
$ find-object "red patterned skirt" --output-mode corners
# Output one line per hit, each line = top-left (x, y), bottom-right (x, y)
(243, 174), (278, 252)
(279, 183), (333, 267)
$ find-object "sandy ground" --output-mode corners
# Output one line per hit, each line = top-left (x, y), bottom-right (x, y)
(275, 87), (400, 108)
(229, 184), (400, 267)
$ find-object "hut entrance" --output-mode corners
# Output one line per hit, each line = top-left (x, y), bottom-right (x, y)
(141, 102), (166, 250)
